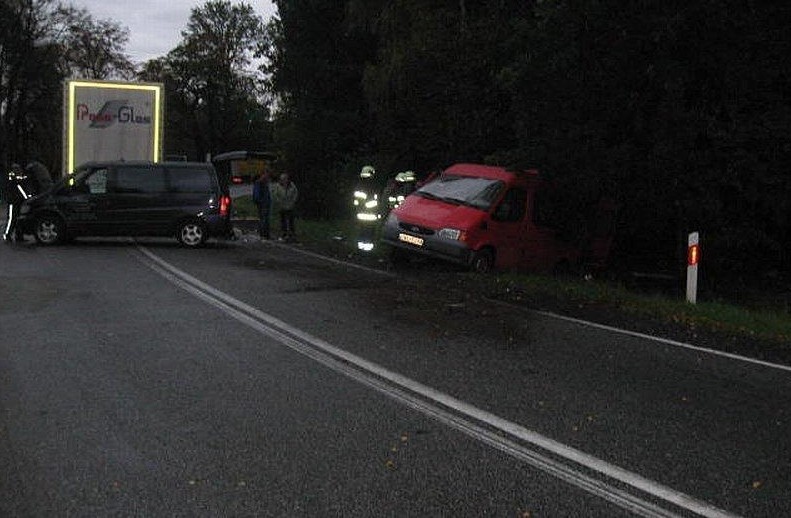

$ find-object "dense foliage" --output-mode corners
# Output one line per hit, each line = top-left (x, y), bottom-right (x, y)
(267, 0), (791, 284)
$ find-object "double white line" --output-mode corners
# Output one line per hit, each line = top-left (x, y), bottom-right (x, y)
(135, 246), (739, 518)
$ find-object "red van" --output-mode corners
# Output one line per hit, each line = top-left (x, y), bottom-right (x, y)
(381, 163), (614, 273)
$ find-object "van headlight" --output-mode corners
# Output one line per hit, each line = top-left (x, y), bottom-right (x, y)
(437, 228), (463, 240)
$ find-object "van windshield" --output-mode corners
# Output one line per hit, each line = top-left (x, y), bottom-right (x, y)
(416, 175), (504, 210)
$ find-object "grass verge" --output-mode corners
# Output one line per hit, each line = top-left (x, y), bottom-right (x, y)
(491, 273), (791, 345)
(272, 217), (791, 346)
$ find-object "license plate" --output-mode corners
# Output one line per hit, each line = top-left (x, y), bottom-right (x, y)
(398, 233), (424, 247)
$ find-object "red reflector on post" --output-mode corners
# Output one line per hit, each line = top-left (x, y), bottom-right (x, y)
(688, 244), (700, 266)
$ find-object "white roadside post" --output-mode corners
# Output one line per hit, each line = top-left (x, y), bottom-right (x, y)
(686, 231), (700, 304)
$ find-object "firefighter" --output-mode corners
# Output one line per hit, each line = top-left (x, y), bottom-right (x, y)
(353, 165), (380, 251)
(3, 164), (29, 243)
(383, 170), (417, 213)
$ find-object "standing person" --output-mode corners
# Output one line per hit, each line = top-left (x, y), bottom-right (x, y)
(382, 170), (417, 214)
(3, 164), (29, 243)
(271, 173), (298, 241)
(251, 170), (272, 240)
(25, 161), (53, 194)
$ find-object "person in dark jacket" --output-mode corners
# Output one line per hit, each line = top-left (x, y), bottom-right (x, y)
(3, 164), (29, 243)
(25, 161), (52, 194)
(252, 170), (272, 240)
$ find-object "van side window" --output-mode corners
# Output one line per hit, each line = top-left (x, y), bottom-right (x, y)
(493, 188), (527, 222)
(115, 166), (166, 194)
(168, 167), (211, 193)
(84, 168), (108, 194)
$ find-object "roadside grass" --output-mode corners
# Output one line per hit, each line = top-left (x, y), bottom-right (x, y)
(493, 273), (791, 345)
(268, 217), (791, 345)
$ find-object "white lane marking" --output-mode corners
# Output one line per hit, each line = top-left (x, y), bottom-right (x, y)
(528, 309), (791, 374)
(135, 246), (739, 518)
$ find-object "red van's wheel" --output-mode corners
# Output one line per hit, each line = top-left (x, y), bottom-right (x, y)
(470, 248), (494, 273)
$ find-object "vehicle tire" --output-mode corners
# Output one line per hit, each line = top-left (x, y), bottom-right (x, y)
(177, 220), (207, 248)
(470, 248), (494, 273)
(33, 215), (65, 245)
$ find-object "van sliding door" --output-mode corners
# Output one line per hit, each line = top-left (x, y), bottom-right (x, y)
(106, 165), (168, 235)
(487, 187), (528, 269)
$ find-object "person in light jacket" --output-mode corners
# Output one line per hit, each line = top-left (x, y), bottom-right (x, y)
(271, 173), (298, 241)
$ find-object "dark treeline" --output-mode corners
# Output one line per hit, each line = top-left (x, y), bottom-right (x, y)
(267, 0), (791, 283)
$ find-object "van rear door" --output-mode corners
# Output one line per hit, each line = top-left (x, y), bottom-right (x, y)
(164, 165), (216, 219)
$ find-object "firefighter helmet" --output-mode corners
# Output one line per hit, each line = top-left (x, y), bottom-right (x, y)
(395, 170), (416, 183)
(360, 165), (375, 179)
(8, 163), (23, 181)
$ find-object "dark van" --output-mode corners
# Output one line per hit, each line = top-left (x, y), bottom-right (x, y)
(18, 161), (233, 247)
(381, 163), (615, 273)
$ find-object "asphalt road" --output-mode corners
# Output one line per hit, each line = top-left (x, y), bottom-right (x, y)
(1, 232), (789, 517)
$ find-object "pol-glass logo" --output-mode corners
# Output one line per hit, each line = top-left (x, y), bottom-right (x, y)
(76, 100), (152, 128)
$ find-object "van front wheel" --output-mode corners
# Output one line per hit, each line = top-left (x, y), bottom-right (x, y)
(34, 215), (65, 245)
(470, 248), (494, 273)
(177, 220), (206, 247)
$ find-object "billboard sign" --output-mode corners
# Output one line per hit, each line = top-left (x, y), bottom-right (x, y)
(63, 79), (164, 174)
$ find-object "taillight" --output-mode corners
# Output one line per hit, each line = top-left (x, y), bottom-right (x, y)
(219, 195), (231, 217)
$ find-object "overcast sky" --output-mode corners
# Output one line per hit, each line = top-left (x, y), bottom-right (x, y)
(66, 0), (278, 64)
